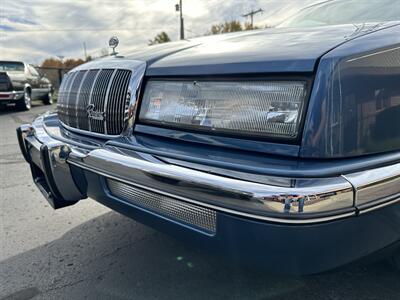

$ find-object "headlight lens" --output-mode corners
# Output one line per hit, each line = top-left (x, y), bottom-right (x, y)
(139, 80), (307, 139)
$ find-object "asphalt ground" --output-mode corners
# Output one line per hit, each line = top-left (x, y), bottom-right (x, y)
(1, 102), (399, 300)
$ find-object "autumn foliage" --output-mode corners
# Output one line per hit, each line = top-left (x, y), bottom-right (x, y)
(40, 57), (86, 70)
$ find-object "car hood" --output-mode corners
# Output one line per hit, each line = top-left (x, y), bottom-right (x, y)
(4, 71), (25, 82)
(120, 23), (396, 76)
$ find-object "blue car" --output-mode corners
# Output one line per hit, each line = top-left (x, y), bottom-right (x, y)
(17, 0), (400, 274)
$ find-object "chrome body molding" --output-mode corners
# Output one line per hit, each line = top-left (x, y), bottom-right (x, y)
(358, 197), (400, 215)
(122, 61), (146, 134)
(20, 114), (400, 224)
(343, 164), (400, 207)
(60, 121), (120, 139)
(72, 58), (144, 71)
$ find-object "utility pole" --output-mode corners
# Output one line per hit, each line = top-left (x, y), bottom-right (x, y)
(242, 8), (264, 29)
(175, 0), (184, 40)
(83, 42), (87, 60)
(56, 55), (65, 86)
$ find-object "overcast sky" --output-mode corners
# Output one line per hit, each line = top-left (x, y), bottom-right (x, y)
(0, 0), (317, 64)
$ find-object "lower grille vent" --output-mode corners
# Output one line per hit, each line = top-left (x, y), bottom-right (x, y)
(107, 178), (217, 234)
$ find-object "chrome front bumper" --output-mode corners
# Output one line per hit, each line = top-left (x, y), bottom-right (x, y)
(17, 114), (400, 225)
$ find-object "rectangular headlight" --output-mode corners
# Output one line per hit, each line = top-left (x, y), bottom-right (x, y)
(139, 80), (307, 139)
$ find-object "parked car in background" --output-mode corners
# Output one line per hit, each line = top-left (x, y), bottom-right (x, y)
(0, 61), (53, 110)
(17, 0), (400, 274)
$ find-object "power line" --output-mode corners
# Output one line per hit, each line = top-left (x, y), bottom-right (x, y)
(0, 27), (176, 32)
(185, 28), (201, 36)
(242, 8), (264, 28)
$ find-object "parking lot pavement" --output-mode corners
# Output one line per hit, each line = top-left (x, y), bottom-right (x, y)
(1, 103), (399, 300)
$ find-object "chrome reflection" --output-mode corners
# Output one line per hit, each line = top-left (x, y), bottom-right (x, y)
(68, 147), (354, 221)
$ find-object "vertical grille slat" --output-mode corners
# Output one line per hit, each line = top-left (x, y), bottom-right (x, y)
(103, 69), (118, 134)
(112, 70), (126, 134)
(57, 73), (69, 123)
(109, 70), (124, 135)
(68, 71), (86, 128)
(86, 69), (102, 131)
(107, 71), (121, 135)
(58, 72), (76, 125)
(77, 69), (99, 130)
(56, 73), (67, 121)
(106, 70), (132, 135)
(64, 72), (79, 126)
(89, 69), (114, 133)
(57, 68), (132, 136)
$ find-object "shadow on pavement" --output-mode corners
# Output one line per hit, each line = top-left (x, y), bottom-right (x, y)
(0, 102), (53, 117)
(1, 210), (399, 300)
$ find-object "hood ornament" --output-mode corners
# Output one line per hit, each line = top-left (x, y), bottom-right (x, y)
(109, 36), (119, 56)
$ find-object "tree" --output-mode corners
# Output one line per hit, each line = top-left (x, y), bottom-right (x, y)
(148, 32), (171, 46)
(41, 58), (63, 69)
(207, 20), (264, 35)
(40, 57), (85, 69)
(209, 20), (243, 35)
(244, 22), (260, 30)
(63, 58), (85, 69)
(40, 57), (87, 90)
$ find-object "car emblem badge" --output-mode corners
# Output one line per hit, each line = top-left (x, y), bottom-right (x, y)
(86, 104), (105, 121)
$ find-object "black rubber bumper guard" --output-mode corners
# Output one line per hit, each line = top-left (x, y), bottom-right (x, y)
(16, 126), (86, 209)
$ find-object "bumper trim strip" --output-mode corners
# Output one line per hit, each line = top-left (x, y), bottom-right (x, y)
(69, 159), (357, 224)
(359, 197), (400, 215)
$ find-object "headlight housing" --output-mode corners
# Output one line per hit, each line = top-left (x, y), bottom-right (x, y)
(139, 80), (308, 139)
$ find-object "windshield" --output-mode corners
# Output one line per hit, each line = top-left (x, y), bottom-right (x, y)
(279, 0), (400, 28)
(0, 61), (25, 72)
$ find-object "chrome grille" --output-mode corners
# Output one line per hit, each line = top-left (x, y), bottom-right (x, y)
(107, 179), (217, 234)
(58, 68), (132, 135)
